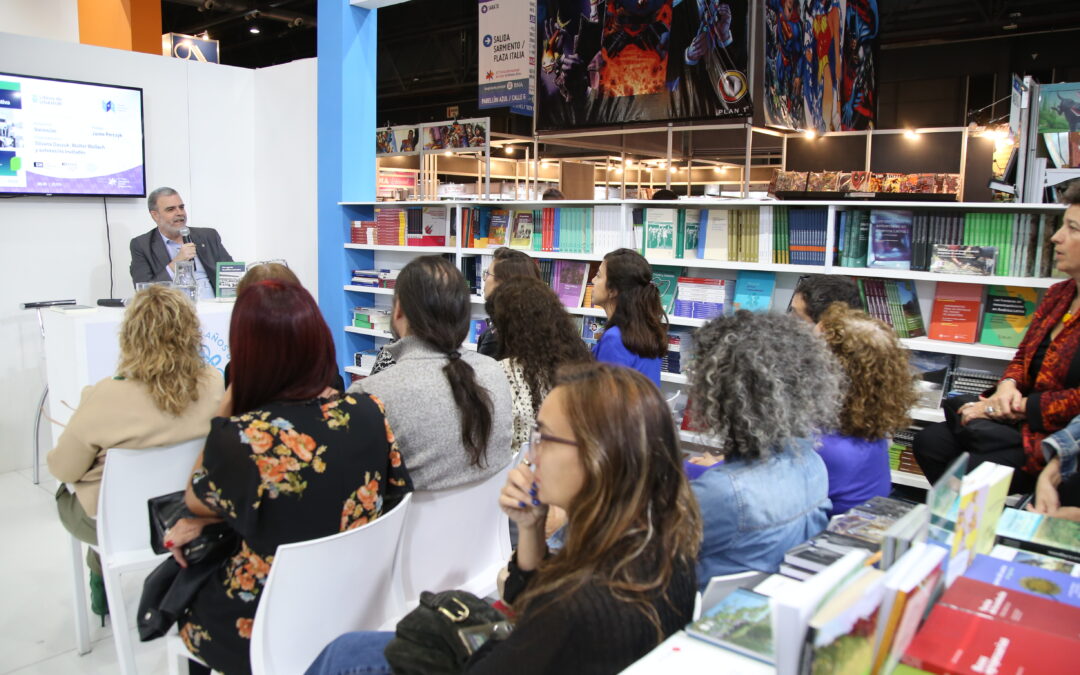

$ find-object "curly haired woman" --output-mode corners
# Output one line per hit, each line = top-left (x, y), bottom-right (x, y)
(486, 276), (593, 455)
(688, 311), (841, 585)
(48, 285), (223, 618)
(816, 303), (917, 515)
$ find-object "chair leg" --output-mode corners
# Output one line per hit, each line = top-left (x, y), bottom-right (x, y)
(103, 565), (137, 675)
(69, 536), (91, 655)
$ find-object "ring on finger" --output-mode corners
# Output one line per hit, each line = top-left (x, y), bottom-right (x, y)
(986, 405), (995, 414)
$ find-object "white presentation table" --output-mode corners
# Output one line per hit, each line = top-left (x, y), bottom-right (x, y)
(41, 301), (234, 446)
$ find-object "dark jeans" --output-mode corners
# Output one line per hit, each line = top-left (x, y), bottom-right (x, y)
(913, 421), (1037, 494)
(305, 631), (394, 675)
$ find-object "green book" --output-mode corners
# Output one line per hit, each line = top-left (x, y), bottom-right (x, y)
(683, 209), (701, 259)
(216, 262), (247, 298)
(651, 266), (683, 315)
(979, 286), (1037, 347)
(675, 209), (686, 258)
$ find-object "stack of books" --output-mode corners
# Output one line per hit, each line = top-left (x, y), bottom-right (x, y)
(352, 307), (391, 332)
(856, 278), (926, 338)
(373, 207), (407, 245)
(888, 429), (924, 479)
(350, 220), (377, 244)
(673, 277), (727, 320)
(350, 269), (398, 288)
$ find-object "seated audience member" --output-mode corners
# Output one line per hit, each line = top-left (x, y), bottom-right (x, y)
(172, 280), (411, 674)
(222, 262), (344, 392)
(541, 187), (565, 200)
(486, 276), (592, 455)
(476, 247), (542, 359)
(1029, 414), (1080, 521)
(650, 188), (678, 200)
(47, 285), (222, 618)
(307, 363), (701, 675)
(915, 184), (1080, 493)
(816, 304), (917, 515)
(689, 311), (840, 585)
(348, 256), (513, 489)
(591, 248), (667, 386)
(789, 274), (863, 324)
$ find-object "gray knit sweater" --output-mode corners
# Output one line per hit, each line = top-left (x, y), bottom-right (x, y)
(347, 335), (513, 490)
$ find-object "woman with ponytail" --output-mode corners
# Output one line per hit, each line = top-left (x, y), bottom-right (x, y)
(348, 256), (513, 489)
(590, 248), (668, 386)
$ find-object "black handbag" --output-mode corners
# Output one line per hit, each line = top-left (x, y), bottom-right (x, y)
(137, 557), (220, 641)
(147, 490), (236, 565)
(942, 393), (1023, 458)
(383, 590), (510, 675)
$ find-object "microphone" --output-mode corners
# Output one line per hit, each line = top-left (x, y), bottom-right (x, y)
(180, 226), (192, 244)
(97, 298), (129, 308)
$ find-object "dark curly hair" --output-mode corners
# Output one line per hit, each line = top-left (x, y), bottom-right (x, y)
(486, 277), (592, 413)
(793, 274), (862, 323)
(817, 303), (916, 440)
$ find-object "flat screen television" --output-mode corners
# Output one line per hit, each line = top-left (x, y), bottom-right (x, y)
(0, 72), (146, 197)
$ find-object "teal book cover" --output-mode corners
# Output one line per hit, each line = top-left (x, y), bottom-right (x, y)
(733, 271), (776, 313)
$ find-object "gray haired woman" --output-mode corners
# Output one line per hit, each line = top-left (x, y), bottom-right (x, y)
(687, 311), (843, 587)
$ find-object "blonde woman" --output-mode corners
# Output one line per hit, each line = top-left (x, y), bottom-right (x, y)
(48, 285), (223, 618)
(816, 303), (918, 515)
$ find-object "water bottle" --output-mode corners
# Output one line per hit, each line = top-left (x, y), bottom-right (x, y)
(174, 259), (198, 303)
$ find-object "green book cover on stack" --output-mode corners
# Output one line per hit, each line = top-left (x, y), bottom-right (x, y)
(979, 286), (1037, 347)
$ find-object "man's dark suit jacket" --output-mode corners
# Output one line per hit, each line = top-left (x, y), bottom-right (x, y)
(129, 226), (233, 290)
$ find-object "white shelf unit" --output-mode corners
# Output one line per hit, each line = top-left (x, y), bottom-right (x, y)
(891, 470), (931, 490)
(339, 200), (1062, 490)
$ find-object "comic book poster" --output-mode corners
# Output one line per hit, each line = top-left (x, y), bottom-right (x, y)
(536, 0), (752, 130)
(376, 125), (420, 155)
(421, 118), (489, 151)
(764, 0), (878, 134)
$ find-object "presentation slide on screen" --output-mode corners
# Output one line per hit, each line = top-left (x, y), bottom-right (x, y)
(0, 74), (145, 196)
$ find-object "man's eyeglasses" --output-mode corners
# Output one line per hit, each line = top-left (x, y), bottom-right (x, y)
(482, 269), (496, 281)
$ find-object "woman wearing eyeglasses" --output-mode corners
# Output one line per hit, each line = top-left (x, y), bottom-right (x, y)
(306, 363), (701, 675)
(476, 247), (542, 359)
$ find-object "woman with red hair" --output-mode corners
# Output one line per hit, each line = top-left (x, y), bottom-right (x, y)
(170, 280), (412, 675)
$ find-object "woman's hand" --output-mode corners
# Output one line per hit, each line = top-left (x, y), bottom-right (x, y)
(498, 463), (548, 531)
(959, 399), (991, 426)
(1029, 457), (1063, 515)
(984, 380), (1024, 419)
(164, 516), (221, 568)
(688, 453), (723, 467)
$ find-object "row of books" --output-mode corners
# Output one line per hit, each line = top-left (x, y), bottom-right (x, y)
(839, 209), (1060, 278)
(771, 170), (961, 195)
(888, 428), (924, 478)
(351, 307), (390, 332)
(349, 268), (398, 288)
(857, 278), (926, 339)
(351, 205), (451, 246)
(679, 454), (1080, 674)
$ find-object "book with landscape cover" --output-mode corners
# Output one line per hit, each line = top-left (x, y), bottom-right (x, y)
(928, 282), (983, 343)
(901, 604), (1080, 674)
(989, 544), (1080, 576)
(979, 286), (1038, 348)
(800, 567), (886, 675)
(929, 244), (997, 276)
(868, 210), (914, 269)
(994, 507), (1080, 563)
(685, 588), (774, 664)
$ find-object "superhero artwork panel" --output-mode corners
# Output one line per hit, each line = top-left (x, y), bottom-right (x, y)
(763, 0), (878, 134)
(421, 119), (489, 151)
(536, 0), (753, 130)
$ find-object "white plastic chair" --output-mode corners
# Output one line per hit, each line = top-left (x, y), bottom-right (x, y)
(394, 460), (514, 612)
(93, 439), (205, 675)
(167, 493), (414, 675)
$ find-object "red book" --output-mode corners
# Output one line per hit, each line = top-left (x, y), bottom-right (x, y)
(940, 576), (1080, 642)
(901, 604), (1080, 674)
(542, 207), (554, 252)
(928, 282), (983, 343)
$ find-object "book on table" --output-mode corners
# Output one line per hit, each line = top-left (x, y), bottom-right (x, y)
(870, 542), (948, 675)
(994, 507), (1080, 563)
(963, 553), (1080, 608)
(799, 566), (886, 675)
(989, 543), (1080, 576)
(938, 575), (1080, 641)
(685, 588), (774, 664)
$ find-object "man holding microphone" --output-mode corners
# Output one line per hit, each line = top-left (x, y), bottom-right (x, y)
(129, 186), (233, 299)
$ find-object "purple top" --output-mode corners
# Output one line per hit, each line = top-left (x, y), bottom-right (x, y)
(816, 433), (893, 517)
(592, 326), (661, 387)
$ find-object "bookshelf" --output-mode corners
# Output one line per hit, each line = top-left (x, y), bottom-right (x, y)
(334, 199), (1064, 490)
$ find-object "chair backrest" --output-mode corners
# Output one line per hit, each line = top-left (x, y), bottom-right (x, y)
(97, 439), (205, 557)
(397, 461), (513, 603)
(249, 492), (413, 675)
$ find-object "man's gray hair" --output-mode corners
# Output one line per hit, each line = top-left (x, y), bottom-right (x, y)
(148, 187), (179, 213)
(687, 311), (843, 460)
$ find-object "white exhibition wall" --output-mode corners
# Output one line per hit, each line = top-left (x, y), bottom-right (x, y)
(2, 0), (80, 43)
(0, 32), (318, 473)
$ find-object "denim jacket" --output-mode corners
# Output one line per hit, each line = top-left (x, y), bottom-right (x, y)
(1041, 414), (1080, 479)
(691, 438), (831, 589)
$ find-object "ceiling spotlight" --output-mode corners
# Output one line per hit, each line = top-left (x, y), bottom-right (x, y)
(714, 166), (724, 174)
(804, 130), (816, 140)
(615, 168), (624, 175)
(443, 150), (453, 156)
(624, 159), (633, 168)
(903, 129), (919, 140)
(505, 146), (515, 156)
(249, 25), (260, 34)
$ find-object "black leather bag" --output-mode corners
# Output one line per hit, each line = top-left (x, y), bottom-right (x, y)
(137, 557), (220, 641)
(942, 393), (1024, 457)
(147, 490), (236, 566)
(383, 590), (508, 675)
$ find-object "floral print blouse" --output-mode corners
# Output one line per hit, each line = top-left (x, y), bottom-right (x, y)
(178, 392), (411, 675)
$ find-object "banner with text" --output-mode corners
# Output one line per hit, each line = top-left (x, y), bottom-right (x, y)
(478, 0), (536, 115)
